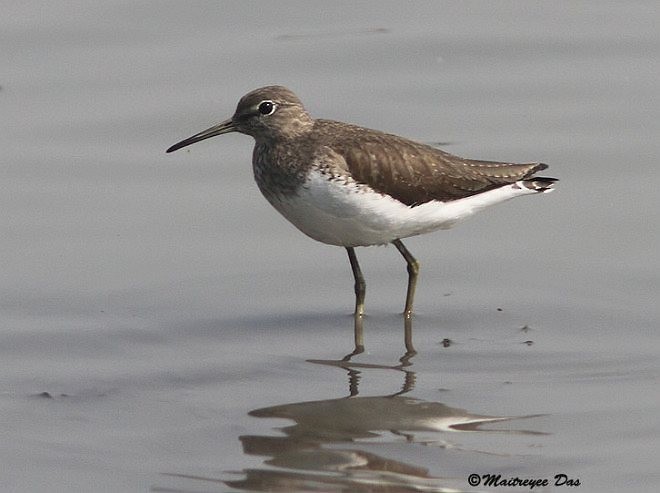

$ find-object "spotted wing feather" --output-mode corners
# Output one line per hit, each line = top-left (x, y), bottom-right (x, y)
(314, 120), (550, 206)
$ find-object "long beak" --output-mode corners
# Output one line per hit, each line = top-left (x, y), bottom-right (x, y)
(166, 118), (236, 153)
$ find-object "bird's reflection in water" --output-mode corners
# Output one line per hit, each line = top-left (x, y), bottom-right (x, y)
(158, 316), (544, 493)
(337, 313), (416, 396)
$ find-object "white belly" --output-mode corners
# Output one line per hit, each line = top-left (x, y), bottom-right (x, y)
(260, 168), (542, 247)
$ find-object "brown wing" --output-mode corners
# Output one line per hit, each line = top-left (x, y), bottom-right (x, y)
(314, 120), (547, 206)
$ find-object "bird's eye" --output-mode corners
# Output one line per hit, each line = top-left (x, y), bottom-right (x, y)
(257, 100), (276, 115)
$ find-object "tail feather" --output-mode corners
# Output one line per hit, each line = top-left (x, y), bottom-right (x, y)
(517, 176), (558, 193)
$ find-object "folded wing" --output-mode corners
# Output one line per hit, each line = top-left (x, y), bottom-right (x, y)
(316, 120), (549, 206)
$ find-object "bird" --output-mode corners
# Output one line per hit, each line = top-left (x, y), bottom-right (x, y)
(167, 85), (556, 319)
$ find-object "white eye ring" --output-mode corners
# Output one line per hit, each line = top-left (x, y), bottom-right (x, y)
(257, 100), (277, 115)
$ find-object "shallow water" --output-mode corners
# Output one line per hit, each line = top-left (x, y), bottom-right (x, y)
(1, 1), (659, 492)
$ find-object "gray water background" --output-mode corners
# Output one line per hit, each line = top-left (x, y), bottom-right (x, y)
(1, 2), (658, 492)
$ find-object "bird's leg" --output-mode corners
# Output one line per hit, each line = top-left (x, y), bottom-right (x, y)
(346, 247), (366, 353)
(392, 239), (420, 318)
(346, 247), (366, 317)
(342, 313), (365, 362)
(402, 314), (417, 360)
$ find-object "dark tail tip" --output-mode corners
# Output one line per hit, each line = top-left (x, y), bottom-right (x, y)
(521, 176), (558, 192)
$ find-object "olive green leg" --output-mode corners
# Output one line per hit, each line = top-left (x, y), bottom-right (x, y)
(392, 239), (420, 317)
(346, 247), (365, 354)
(346, 247), (366, 318)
